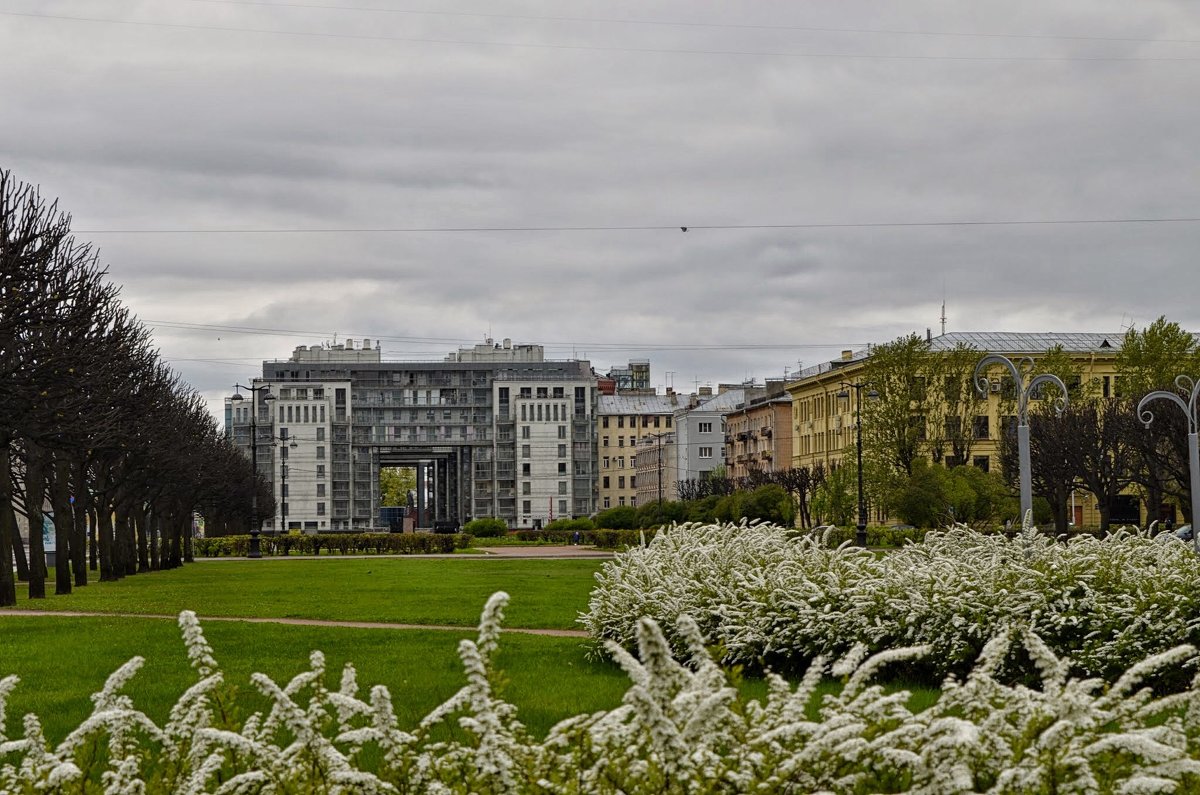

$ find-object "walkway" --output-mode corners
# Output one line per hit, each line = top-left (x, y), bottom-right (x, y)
(0, 608), (590, 638)
(191, 545), (614, 561)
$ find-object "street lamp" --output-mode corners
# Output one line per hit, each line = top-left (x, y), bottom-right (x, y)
(230, 383), (275, 558)
(276, 435), (298, 539)
(974, 355), (1069, 525)
(1137, 375), (1200, 550)
(838, 382), (878, 547)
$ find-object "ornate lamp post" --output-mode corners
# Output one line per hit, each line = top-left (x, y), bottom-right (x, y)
(838, 381), (878, 547)
(974, 355), (1069, 523)
(277, 435), (298, 539)
(230, 383), (275, 558)
(1136, 375), (1200, 549)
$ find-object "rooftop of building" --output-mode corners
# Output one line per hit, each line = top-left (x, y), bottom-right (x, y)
(793, 331), (1136, 382)
(599, 393), (683, 414)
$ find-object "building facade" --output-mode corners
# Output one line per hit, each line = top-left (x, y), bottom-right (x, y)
(596, 393), (681, 509)
(226, 337), (598, 531)
(635, 432), (678, 505)
(723, 383), (793, 480)
(785, 331), (1127, 526)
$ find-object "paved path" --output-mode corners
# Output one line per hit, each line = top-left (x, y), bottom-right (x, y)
(192, 545), (614, 561)
(0, 609), (590, 638)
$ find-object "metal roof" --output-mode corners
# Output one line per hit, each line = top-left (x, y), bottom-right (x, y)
(792, 331), (1138, 382)
(598, 394), (683, 414)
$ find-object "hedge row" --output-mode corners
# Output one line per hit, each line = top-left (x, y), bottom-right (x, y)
(508, 528), (656, 549)
(194, 532), (471, 557)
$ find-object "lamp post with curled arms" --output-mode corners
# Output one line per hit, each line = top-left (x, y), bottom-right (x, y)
(974, 355), (1069, 524)
(1137, 375), (1200, 550)
(230, 383), (275, 558)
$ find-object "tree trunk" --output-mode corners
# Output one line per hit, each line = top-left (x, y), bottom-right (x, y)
(49, 457), (73, 595)
(148, 505), (160, 571)
(136, 506), (150, 573)
(97, 502), (117, 582)
(0, 442), (16, 606)
(23, 445), (47, 599)
(72, 460), (89, 586)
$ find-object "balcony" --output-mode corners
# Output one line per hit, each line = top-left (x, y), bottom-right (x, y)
(761, 426), (772, 436)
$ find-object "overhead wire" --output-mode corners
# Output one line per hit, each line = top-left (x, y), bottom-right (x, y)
(6, 10), (1200, 62)
(185, 0), (1200, 47)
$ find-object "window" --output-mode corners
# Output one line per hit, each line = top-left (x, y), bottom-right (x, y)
(303, 405), (310, 423)
(558, 444), (567, 457)
(603, 476), (610, 488)
(618, 476), (625, 489)
(320, 405), (325, 423)
(618, 456), (625, 469)
(520, 387), (531, 398)
(522, 445), (531, 458)
(603, 497), (611, 508)
(316, 446), (326, 459)
(558, 481), (567, 495)
(522, 463), (531, 476)
(973, 415), (990, 440)
(631, 496), (637, 507)
(666, 416), (672, 428)
(537, 387), (548, 398)
(522, 426), (531, 439)
(630, 476), (636, 488)
(642, 416), (649, 427)
(602, 416), (610, 428)
(523, 500), (531, 514)
(699, 421), (713, 433)
(522, 482), (531, 495)
(699, 446), (713, 459)
(317, 484), (325, 497)
(618, 437), (624, 448)
(602, 436), (609, 447)
(316, 427), (325, 441)
(618, 496), (625, 506)
(553, 387), (564, 398)
(313, 388), (323, 399)
(559, 499), (567, 514)
(558, 462), (566, 474)
(317, 503), (326, 516)
(281, 485), (288, 499)
(558, 425), (566, 439)
(316, 465), (325, 478)
(602, 456), (610, 469)
(618, 416), (625, 428)
(973, 456), (990, 472)
(654, 416), (661, 428)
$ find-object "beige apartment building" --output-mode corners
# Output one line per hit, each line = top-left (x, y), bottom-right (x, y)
(597, 393), (682, 510)
(724, 384), (793, 480)
(785, 331), (1127, 527)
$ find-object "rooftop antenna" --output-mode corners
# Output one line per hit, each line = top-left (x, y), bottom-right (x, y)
(940, 278), (947, 336)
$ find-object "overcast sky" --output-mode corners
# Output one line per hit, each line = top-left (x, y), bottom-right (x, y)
(4, 1), (1200, 419)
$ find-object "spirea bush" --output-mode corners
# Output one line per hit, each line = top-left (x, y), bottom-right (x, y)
(581, 521), (1200, 680)
(8, 596), (1200, 793)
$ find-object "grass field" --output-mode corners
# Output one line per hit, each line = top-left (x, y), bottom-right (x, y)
(0, 558), (941, 747)
(6, 558), (603, 629)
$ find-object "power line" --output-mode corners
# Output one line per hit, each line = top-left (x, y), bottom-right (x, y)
(8, 10), (1200, 62)
(78, 216), (1200, 235)
(186, 0), (1200, 47)
(147, 319), (866, 351)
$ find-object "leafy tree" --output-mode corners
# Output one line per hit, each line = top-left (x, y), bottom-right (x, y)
(1117, 318), (1200, 523)
(462, 517), (507, 537)
(379, 467), (416, 507)
(635, 500), (687, 529)
(812, 465), (855, 526)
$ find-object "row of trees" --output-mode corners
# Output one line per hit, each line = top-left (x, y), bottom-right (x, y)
(0, 168), (264, 605)
(854, 320), (1200, 533)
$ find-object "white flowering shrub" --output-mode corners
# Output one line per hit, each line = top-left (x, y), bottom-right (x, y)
(582, 521), (1200, 680)
(6, 595), (1200, 791)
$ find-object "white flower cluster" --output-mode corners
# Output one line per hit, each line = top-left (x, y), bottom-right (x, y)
(581, 521), (1200, 679)
(6, 596), (1200, 792)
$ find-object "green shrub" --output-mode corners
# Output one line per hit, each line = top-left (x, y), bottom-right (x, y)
(463, 517), (508, 537)
(594, 505), (638, 529)
(194, 533), (468, 556)
(543, 517), (595, 534)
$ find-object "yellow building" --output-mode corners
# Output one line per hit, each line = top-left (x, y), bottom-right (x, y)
(786, 332), (1127, 527)
(597, 392), (683, 510)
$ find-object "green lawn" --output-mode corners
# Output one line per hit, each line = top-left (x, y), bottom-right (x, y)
(0, 615), (629, 743)
(6, 558), (603, 629)
(0, 558), (942, 749)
